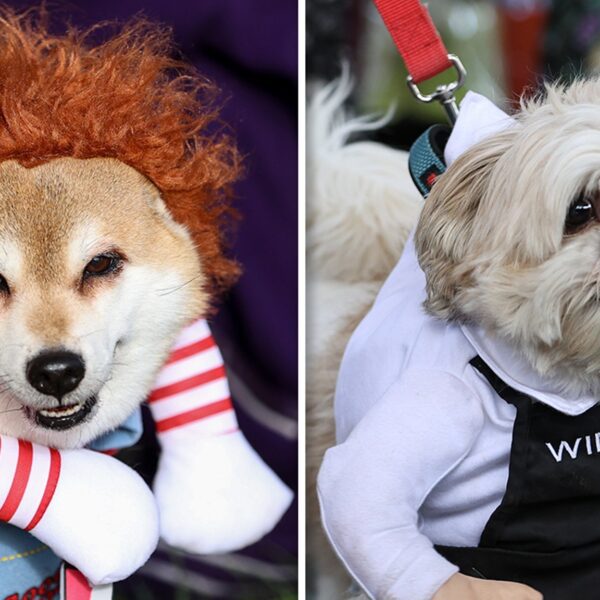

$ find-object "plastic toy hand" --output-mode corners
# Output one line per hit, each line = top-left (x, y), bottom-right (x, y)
(148, 318), (293, 554)
(0, 435), (159, 585)
(433, 573), (543, 600)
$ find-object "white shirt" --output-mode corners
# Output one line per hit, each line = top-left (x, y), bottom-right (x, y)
(317, 235), (598, 600)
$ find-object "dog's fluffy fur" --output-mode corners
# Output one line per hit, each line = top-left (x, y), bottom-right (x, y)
(416, 80), (600, 398)
(0, 10), (239, 449)
(306, 77), (421, 598)
(0, 8), (240, 294)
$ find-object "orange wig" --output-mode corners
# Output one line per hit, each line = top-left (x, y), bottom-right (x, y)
(0, 7), (241, 293)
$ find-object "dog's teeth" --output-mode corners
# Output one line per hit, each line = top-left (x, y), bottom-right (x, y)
(39, 403), (82, 418)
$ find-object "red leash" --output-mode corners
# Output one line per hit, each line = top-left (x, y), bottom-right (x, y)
(372, 0), (450, 83)
(372, 0), (466, 123)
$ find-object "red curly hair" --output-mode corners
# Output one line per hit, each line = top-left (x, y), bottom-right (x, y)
(0, 7), (241, 294)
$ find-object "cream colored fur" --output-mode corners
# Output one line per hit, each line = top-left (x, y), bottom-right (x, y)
(307, 76), (422, 598)
(416, 78), (600, 400)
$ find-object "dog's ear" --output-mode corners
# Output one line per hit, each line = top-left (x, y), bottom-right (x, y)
(414, 131), (514, 320)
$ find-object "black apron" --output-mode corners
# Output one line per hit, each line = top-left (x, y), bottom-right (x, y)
(435, 356), (600, 600)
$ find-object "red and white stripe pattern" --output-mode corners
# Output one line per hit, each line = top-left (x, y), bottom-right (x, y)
(148, 319), (238, 436)
(0, 436), (61, 531)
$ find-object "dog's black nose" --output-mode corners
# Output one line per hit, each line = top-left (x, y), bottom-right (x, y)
(26, 350), (85, 399)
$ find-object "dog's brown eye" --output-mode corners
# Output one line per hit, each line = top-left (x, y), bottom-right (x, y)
(83, 254), (121, 278)
(0, 274), (10, 294)
(566, 195), (596, 233)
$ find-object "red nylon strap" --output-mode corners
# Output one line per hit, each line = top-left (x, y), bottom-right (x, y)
(373, 0), (451, 83)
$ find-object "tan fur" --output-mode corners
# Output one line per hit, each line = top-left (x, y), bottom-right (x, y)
(0, 10), (240, 296)
(0, 157), (206, 448)
(0, 158), (205, 340)
(414, 132), (512, 320)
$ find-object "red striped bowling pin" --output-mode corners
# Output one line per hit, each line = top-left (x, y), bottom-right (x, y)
(150, 318), (293, 554)
(148, 319), (238, 436)
(0, 437), (60, 531)
(0, 436), (159, 586)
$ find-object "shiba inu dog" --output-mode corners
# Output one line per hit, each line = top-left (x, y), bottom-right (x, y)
(0, 157), (206, 448)
(0, 10), (240, 450)
(0, 11), (293, 599)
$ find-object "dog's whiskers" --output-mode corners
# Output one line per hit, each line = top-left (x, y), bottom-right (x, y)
(0, 342), (26, 350)
(90, 375), (111, 389)
(155, 275), (202, 297)
(0, 387), (16, 399)
(111, 361), (130, 368)
(78, 328), (104, 339)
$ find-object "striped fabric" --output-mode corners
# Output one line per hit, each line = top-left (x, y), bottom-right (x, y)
(0, 437), (61, 532)
(148, 319), (239, 436)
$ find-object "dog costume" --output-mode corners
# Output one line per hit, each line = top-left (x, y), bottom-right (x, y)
(0, 318), (292, 597)
(318, 93), (600, 600)
(0, 11), (292, 597)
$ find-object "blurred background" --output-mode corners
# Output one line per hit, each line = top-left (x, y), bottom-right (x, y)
(5, 1), (298, 598)
(307, 0), (600, 148)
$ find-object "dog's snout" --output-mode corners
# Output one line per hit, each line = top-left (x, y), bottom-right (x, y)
(26, 350), (85, 399)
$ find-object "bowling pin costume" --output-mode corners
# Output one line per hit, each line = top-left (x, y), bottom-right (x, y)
(149, 319), (293, 556)
(0, 318), (292, 597)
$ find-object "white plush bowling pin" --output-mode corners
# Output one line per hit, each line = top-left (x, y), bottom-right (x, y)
(148, 319), (293, 554)
(0, 436), (159, 585)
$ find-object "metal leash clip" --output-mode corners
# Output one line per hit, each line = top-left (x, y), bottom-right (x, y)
(406, 54), (466, 125)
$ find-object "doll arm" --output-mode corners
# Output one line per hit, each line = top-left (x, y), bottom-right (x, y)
(0, 435), (159, 585)
(148, 318), (293, 554)
(317, 369), (484, 600)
